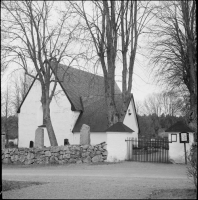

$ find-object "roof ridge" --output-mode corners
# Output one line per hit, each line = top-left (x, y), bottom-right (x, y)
(58, 63), (105, 79)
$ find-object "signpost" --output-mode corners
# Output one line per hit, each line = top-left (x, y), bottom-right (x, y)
(179, 132), (189, 164)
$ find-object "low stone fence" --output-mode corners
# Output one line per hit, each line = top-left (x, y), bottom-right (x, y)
(2, 142), (107, 165)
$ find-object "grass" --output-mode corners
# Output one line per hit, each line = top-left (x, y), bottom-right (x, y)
(2, 160), (120, 168)
(2, 180), (46, 192)
(147, 188), (197, 199)
(2, 163), (61, 168)
(3, 180), (196, 199)
(89, 161), (123, 165)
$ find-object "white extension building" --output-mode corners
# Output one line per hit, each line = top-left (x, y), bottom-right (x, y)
(165, 121), (195, 163)
(17, 63), (139, 147)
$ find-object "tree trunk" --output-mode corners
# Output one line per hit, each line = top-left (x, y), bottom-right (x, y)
(186, 38), (197, 132)
(188, 93), (197, 132)
(41, 87), (58, 146)
(119, 92), (131, 122)
(188, 41), (197, 132)
(42, 101), (58, 146)
(5, 122), (9, 146)
(180, 1), (197, 133)
(105, 76), (119, 127)
(106, 96), (118, 126)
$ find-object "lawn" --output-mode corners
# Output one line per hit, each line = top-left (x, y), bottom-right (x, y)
(2, 180), (196, 199)
(2, 180), (46, 192)
(148, 188), (197, 199)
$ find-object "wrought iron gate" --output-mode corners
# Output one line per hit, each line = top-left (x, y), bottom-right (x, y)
(125, 137), (169, 163)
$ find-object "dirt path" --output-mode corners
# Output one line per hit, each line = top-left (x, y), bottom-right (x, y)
(2, 162), (194, 199)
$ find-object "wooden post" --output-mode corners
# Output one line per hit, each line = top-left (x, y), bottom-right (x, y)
(184, 143), (187, 164)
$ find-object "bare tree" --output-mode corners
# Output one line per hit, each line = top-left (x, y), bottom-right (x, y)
(187, 144), (197, 194)
(143, 91), (185, 116)
(1, 1), (79, 146)
(143, 93), (163, 116)
(149, 1), (197, 131)
(69, 1), (154, 126)
(1, 23), (8, 74)
(134, 100), (144, 116)
(161, 91), (185, 116)
(1, 86), (13, 146)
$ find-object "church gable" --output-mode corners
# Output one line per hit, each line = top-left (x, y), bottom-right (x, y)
(123, 95), (139, 135)
(18, 77), (80, 147)
(18, 63), (139, 135)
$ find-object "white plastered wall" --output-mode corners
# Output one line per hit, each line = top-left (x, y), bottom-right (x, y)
(18, 80), (80, 148)
(18, 80), (40, 148)
(168, 132), (194, 163)
(123, 100), (139, 139)
(73, 132), (107, 145)
(106, 132), (131, 162)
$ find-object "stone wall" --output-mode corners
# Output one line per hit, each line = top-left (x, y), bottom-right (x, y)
(2, 142), (107, 165)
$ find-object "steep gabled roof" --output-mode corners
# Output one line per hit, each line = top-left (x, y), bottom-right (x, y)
(17, 62), (138, 132)
(51, 63), (121, 111)
(165, 121), (194, 132)
(50, 63), (133, 132)
(105, 122), (134, 132)
(72, 94), (131, 132)
(17, 75), (38, 113)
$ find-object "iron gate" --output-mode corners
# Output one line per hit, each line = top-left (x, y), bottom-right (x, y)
(125, 137), (169, 163)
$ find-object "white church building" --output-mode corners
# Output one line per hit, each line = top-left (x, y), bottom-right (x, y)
(17, 63), (139, 147)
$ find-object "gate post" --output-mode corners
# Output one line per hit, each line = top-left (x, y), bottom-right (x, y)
(125, 137), (134, 161)
(105, 122), (134, 162)
(129, 138), (133, 160)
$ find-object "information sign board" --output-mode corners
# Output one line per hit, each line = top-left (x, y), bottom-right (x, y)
(179, 132), (189, 143)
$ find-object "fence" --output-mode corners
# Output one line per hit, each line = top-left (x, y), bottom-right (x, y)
(125, 137), (170, 163)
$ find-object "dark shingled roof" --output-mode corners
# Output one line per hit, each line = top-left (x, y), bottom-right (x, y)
(72, 94), (131, 132)
(105, 122), (134, 132)
(165, 121), (194, 132)
(50, 62), (133, 132)
(51, 63), (122, 111)
(17, 62), (135, 132)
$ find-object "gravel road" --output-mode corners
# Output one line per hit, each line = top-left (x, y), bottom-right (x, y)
(2, 161), (194, 199)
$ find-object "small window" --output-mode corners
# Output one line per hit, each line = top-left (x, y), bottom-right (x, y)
(171, 134), (177, 142)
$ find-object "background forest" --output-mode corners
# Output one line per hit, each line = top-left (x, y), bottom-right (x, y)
(137, 114), (185, 138)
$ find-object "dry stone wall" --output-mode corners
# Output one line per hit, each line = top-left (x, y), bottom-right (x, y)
(2, 142), (107, 165)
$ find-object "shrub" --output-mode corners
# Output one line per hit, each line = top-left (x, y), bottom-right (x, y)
(187, 142), (197, 195)
(9, 141), (14, 147)
(5, 141), (18, 148)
